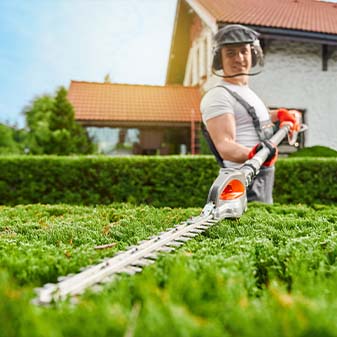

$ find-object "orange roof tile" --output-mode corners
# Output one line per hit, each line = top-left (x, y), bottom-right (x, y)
(68, 81), (202, 124)
(194, 0), (337, 35)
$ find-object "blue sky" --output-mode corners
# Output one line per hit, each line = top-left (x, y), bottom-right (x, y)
(0, 0), (177, 127)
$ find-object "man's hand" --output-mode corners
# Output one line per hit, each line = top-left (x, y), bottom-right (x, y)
(248, 140), (278, 167)
(277, 108), (301, 132)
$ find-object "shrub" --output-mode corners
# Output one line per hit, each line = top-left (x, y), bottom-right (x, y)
(288, 145), (337, 158)
(1, 203), (337, 336)
(0, 156), (336, 206)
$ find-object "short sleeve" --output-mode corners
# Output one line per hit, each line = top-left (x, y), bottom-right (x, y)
(200, 87), (236, 125)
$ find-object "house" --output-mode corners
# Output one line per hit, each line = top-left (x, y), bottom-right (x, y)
(68, 81), (201, 155)
(69, 0), (337, 155)
(166, 0), (337, 151)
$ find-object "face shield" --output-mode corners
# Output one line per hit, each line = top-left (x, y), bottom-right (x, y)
(212, 24), (264, 78)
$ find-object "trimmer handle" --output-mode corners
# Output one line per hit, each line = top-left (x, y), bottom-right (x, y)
(204, 122), (308, 220)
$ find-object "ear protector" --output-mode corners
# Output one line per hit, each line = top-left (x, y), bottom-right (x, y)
(212, 25), (264, 71)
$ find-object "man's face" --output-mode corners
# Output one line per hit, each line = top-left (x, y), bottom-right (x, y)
(220, 43), (252, 77)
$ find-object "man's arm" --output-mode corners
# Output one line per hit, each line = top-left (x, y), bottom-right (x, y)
(206, 113), (250, 163)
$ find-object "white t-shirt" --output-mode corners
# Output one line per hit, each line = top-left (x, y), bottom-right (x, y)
(200, 80), (271, 167)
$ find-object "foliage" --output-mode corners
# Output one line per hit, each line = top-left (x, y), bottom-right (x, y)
(22, 87), (96, 155)
(0, 156), (336, 207)
(199, 130), (212, 155)
(0, 124), (25, 154)
(48, 87), (96, 154)
(0, 155), (217, 207)
(274, 158), (337, 204)
(23, 94), (54, 154)
(1, 203), (337, 336)
(288, 145), (337, 157)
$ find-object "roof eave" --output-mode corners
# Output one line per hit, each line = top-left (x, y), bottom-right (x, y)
(230, 24), (337, 46)
(185, 0), (217, 33)
(77, 119), (199, 128)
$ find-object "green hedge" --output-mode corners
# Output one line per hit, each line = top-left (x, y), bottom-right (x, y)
(0, 155), (336, 206)
(0, 156), (217, 207)
(274, 158), (337, 204)
(288, 145), (337, 157)
(2, 203), (337, 337)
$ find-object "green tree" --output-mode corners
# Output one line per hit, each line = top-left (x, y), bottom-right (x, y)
(23, 95), (54, 154)
(0, 124), (23, 154)
(23, 87), (96, 155)
(48, 87), (95, 154)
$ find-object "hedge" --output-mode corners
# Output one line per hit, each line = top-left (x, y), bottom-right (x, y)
(274, 158), (337, 204)
(0, 155), (336, 207)
(288, 145), (337, 157)
(2, 203), (337, 337)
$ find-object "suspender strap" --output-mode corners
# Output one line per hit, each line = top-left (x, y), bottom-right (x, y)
(216, 85), (267, 141)
(201, 123), (225, 168)
(202, 85), (270, 167)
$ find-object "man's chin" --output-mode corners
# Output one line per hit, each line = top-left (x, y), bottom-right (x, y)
(232, 67), (247, 73)
(225, 72), (248, 78)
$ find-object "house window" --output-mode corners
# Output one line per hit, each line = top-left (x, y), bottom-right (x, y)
(86, 127), (139, 155)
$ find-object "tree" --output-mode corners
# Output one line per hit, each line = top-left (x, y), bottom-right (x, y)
(23, 87), (96, 155)
(0, 124), (23, 154)
(48, 87), (96, 154)
(23, 95), (54, 154)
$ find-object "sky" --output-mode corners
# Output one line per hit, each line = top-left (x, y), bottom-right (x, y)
(0, 0), (177, 128)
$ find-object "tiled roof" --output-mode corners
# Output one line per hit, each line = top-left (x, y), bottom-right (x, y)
(68, 81), (202, 124)
(194, 0), (337, 35)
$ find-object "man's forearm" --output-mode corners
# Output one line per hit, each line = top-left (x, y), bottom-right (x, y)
(216, 139), (250, 163)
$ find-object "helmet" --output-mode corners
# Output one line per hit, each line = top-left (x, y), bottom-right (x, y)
(212, 24), (264, 71)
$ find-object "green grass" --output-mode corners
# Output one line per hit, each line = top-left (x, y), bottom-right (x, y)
(1, 203), (337, 337)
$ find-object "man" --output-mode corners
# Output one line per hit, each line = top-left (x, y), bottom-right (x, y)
(201, 24), (299, 204)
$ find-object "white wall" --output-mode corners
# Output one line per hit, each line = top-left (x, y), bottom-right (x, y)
(250, 40), (337, 150)
(201, 38), (337, 150)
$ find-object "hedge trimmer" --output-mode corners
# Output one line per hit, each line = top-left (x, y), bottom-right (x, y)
(34, 123), (307, 305)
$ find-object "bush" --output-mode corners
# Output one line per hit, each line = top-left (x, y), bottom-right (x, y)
(274, 158), (337, 204)
(0, 156), (218, 207)
(288, 145), (337, 158)
(0, 156), (336, 206)
(1, 203), (337, 336)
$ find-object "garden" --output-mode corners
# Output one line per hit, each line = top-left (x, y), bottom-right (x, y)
(1, 155), (337, 337)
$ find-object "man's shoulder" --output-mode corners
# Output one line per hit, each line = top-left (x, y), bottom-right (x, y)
(201, 85), (234, 102)
(200, 84), (237, 120)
